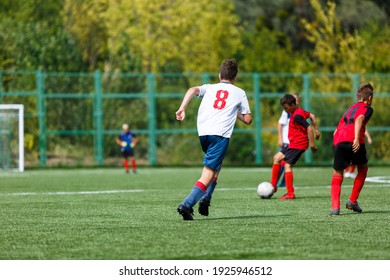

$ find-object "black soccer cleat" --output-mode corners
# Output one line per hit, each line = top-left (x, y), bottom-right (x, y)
(329, 209), (340, 216)
(198, 197), (211, 216)
(177, 204), (194, 220)
(346, 200), (362, 213)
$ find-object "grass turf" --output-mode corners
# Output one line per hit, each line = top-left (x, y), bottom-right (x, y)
(0, 167), (389, 260)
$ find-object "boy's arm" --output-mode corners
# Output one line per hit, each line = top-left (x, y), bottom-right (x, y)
(365, 129), (372, 144)
(277, 123), (283, 147)
(131, 135), (139, 147)
(237, 111), (252, 125)
(307, 126), (317, 152)
(176, 86), (200, 122)
(352, 115), (365, 152)
(309, 113), (320, 139)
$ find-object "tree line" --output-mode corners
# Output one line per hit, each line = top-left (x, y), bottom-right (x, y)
(1, 0), (389, 74)
(1, 0), (389, 167)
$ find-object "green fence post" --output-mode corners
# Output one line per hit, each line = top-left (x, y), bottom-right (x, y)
(253, 73), (262, 164)
(351, 74), (360, 100)
(202, 73), (210, 84)
(0, 72), (3, 103)
(94, 70), (104, 166)
(36, 70), (47, 166)
(147, 73), (157, 166)
(303, 74), (313, 164)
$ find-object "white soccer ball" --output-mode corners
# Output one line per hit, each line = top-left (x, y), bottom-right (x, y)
(257, 182), (275, 199)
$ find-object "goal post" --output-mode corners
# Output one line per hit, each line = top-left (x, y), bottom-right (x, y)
(0, 104), (24, 172)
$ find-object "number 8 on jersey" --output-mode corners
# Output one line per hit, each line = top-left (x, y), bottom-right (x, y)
(213, 90), (229, 110)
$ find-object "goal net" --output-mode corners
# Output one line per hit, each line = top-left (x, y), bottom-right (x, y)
(0, 104), (24, 172)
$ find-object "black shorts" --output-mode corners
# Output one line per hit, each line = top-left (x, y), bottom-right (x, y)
(122, 150), (134, 158)
(284, 148), (305, 165)
(333, 142), (367, 170)
(279, 143), (289, 153)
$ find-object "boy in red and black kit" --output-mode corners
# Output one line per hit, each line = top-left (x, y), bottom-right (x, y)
(270, 94), (319, 200)
(330, 83), (374, 215)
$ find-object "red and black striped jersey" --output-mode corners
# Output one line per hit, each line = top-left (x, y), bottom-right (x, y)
(333, 102), (373, 146)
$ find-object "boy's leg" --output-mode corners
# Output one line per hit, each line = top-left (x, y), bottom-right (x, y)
(271, 164), (281, 190)
(278, 149), (304, 200)
(277, 161), (286, 187)
(346, 145), (368, 213)
(177, 181), (206, 220)
(330, 171), (343, 212)
(130, 156), (137, 173)
(180, 135), (227, 219)
(123, 158), (129, 173)
(285, 170), (294, 195)
(345, 165), (367, 213)
(279, 162), (295, 199)
(349, 165), (357, 179)
(181, 181), (207, 209)
(198, 168), (220, 216)
(198, 176), (217, 216)
(344, 165), (351, 178)
(349, 165), (368, 203)
(178, 166), (216, 220)
(205, 176), (218, 201)
(271, 151), (284, 191)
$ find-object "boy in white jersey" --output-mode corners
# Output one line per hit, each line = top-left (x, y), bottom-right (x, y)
(175, 59), (252, 220)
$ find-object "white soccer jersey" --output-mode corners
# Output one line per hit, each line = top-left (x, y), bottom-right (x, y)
(196, 82), (251, 138)
(278, 110), (290, 144)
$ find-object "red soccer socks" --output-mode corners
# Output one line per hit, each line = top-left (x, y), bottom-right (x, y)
(278, 171), (295, 200)
(271, 164), (281, 191)
(331, 173), (343, 210)
(123, 159), (129, 172)
(131, 159), (137, 172)
(349, 165), (368, 203)
(285, 171), (294, 195)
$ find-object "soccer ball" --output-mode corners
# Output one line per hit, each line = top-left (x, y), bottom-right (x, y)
(257, 182), (275, 199)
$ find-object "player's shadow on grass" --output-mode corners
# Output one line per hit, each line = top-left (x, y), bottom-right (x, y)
(360, 210), (390, 214)
(284, 195), (327, 200)
(197, 214), (291, 221)
(335, 210), (390, 216)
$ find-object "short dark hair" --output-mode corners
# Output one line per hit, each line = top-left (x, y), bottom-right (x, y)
(280, 94), (296, 106)
(220, 59), (238, 81)
(357, 82), (374, 101)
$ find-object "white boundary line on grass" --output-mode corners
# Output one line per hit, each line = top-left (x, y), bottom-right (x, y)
(219, 175), (390, 191)
(365, 176), (390, 183)
(1, 177), (389, 196)
(0, 189), (144, 196)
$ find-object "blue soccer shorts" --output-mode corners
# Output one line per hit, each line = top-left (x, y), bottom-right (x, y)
(199, 135), (230, 171)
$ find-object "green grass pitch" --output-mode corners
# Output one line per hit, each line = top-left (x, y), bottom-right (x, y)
(1, 167), (389, 260)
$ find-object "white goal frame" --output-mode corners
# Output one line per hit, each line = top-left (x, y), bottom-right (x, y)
(0, 104), (24, 172)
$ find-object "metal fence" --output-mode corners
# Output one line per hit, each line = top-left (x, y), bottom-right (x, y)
(1, 70), (389, 168)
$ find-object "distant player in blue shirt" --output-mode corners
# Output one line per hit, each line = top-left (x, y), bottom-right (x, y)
(116, 123), (138, 173)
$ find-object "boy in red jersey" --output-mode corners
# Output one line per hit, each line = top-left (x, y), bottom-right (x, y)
(330, 83), (374, 215)
(270, 94), (319, 200)
(275, 92), (320, 187)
